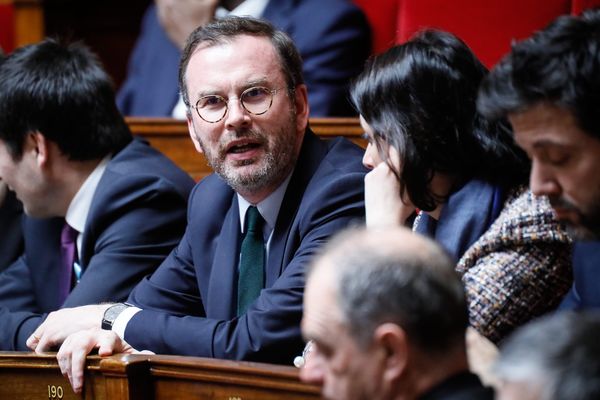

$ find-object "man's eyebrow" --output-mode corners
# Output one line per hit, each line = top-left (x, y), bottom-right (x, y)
(193, 78), (271, 99)
(194, 89), (223, 99)
(531, 139), (575, 150)
(245, 78), (270, 88)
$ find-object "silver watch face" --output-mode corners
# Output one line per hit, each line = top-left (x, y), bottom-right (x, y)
(104, 304), (128, 325)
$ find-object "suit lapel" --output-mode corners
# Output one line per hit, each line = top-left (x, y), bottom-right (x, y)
(265, 129), (326, 285)
(206, 196), (242, 319)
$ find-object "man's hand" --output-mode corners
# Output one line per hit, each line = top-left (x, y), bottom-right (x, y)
(156, 0), (220, 49)
(466, 327), (499, 388)
(27, 304), (111, 353)
(364, 163), (415, 228)
(57, 328), (134, 394)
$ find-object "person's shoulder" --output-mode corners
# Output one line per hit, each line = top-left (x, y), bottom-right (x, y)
(294, 135), (366, 215)
(294, 131), (366, 183)
(187, 174), (235, 212)
(457, 186), (571, 269)
(276, 0), (369, 32)
(420, 371), (494, 400)
(498, 187), (569, 242)
(292, 132), (366, 194)
(292, 0), (364, 15)
(106, 138), (194, 189)
(319, 136), (368, 174)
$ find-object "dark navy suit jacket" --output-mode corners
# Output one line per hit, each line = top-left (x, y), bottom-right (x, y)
(560, 240), (600, 310)
(419, 371), (494, 400)
(117, 0), (371, 117)
(124, 129), (367, 364)
(0, 190), (23, 271)
(0, 138), (195, 350)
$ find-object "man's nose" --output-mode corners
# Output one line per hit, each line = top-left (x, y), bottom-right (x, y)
(224, 98), (251, 130)
(529, 161), (560, 197)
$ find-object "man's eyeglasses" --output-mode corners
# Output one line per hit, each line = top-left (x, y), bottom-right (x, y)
(192, 86), (285, 123)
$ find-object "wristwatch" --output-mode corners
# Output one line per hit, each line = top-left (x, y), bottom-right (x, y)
(101, 303), (130, 330)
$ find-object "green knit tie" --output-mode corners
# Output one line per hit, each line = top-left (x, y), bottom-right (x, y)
(237, 206), (265, 315)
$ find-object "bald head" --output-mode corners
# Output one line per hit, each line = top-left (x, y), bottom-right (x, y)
(308, 227), (468, 352)
(301, 227), (470, 399)
(313, 226), (451, 275)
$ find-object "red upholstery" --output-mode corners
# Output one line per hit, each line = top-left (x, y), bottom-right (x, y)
(0, 3), (15, 53)
(395, 0), (571, 67)
(572, 0), (600, 13)
(353, 0), (398, 54)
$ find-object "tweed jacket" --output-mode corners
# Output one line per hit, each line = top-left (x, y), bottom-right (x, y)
(457, 188), (573, 344)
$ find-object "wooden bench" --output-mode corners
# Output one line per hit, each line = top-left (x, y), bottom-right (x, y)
(127, 117), (365, 180)
(0, 351), (320, 400)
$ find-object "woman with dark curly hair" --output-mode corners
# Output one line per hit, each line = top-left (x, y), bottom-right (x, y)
(351, 30), (573, 343)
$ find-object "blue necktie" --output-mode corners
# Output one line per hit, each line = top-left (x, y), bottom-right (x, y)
(237, 206), (265, 315)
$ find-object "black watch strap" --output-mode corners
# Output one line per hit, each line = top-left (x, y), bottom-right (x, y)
(101, 303), (130, 330)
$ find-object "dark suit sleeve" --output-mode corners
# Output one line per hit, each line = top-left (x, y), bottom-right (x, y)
(285, 3), (371, 117)
(559, 241), (600, 311)
(116, 4), (180, 116)
(0, 191), (24, 271)
(0, 256), (44, 350)
(124, 166), (365, 363)
(0, 172), (193, 350)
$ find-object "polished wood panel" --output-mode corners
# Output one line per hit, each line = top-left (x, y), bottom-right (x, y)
(127, 117), (365, 180)
(0, 352), (320, 400)
(148, 355), (320, 399)
(13, 0), (44, 47)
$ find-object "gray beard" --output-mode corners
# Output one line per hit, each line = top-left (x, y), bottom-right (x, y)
(216, 149), (294, 195)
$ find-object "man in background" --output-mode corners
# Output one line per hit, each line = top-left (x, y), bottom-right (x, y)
(478, 8), (600, 310)
(494, 312), (600, 400)
(117, 0), (371, 117)
(0, 38), (195, 350)
(300, 227), (493, 399)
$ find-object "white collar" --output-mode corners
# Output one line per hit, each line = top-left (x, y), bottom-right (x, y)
(215, 0), (270, 18)
(237, 171), (293, 236)
(65, 155), (111, 234)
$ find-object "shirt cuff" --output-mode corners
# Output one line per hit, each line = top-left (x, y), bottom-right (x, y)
(112, 306), (141, 340)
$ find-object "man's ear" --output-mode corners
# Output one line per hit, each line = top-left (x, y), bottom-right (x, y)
(293, 84), (309, 133)
(187, 115), (204, 154)
(27, 131), (50, 168)
(373, 323), (409, 384)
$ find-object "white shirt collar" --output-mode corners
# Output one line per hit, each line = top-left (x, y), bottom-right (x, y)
(215, 0), (270, 18)
(237, 171), (293, 237)
(65, 155), (111, 234)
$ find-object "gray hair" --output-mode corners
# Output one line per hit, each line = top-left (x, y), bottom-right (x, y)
(311, 227), (468, 354)
(495, 312), (600, 400)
